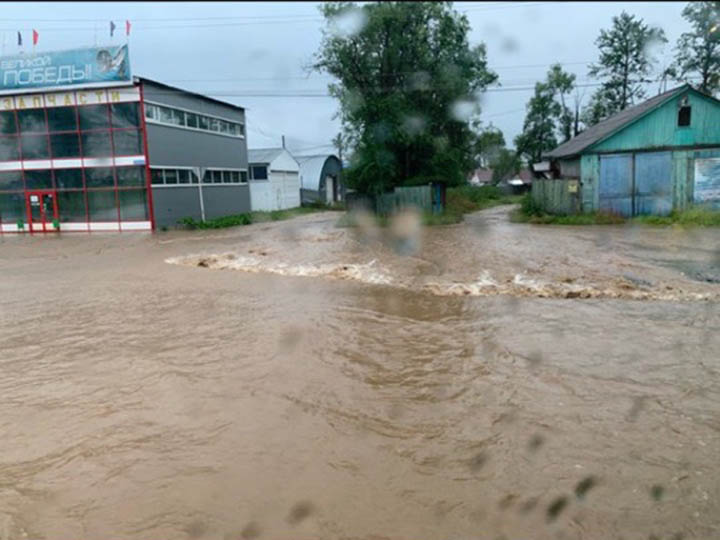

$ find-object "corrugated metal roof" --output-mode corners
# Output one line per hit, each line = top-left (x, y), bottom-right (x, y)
(135, 76), (246, 112)
(545, 85), (690, 159)
(296, 155), (329, 191)
(248, 148), (285, 164)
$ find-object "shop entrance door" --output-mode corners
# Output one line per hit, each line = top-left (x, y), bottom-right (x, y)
(26, 191), (58, 233)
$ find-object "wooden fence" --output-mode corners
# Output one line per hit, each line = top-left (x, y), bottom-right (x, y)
(531, 179), (581, 215)
(347, 184), (439, 216)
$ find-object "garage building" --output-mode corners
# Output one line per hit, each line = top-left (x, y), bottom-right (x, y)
(248, 147), (300, 211)
(542, 84), (720, 216)
(0, 45), (250, 233)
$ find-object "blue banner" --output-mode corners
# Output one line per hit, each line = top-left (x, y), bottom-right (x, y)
(0, 45), (131, 91)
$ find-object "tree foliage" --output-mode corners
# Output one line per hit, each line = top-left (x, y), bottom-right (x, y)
(473, 124), (505, 168)
(514, 82), (560, 164)
(546, 63), (576, 143)
(490, 148), (521, 184)
(584, 12), (666, 126)
(313, 1), (498, 195)
(674, 1), (720, 95)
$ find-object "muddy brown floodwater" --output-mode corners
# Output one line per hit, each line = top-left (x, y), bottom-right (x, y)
(1, 206), (719, 540)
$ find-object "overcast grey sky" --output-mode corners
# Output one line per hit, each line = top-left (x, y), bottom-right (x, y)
(0, 1), (690, 154)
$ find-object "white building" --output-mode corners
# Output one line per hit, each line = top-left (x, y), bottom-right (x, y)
(247, 148), (301, 211)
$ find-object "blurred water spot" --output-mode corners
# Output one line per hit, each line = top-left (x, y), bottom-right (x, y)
(650, 484), (664, 501)
(627, 396), (648, 422)
(450, 99), (477, 122)
(468, 451), (487, 472)
(574, 475), (597, 500)
(402, 114), (427, 137)
(185, 520), (208, 538)
(389, 209), (422, 256)
(408, 71), (430, 91)
(527, 434), (544, 452)
(240, 522), (261, 539)
(500, 36), (519, 53)
(518, 497), (538, 514)
(546, 496), (568, 522)
(329, 7), (368, 38)
(287, 501), (315, 525)
(526, 350), (543, 369)
(498, 493), (517, 511)
(279, 326), (303, 352)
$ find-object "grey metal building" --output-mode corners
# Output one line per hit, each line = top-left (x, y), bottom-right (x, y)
(141, 77), (250, 228)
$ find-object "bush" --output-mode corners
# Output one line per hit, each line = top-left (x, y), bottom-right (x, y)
(633, 206), (720, 227)
(178, 214), (253, 230)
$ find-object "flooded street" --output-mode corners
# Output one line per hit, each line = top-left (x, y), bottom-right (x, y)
(1, 208), (719, 539)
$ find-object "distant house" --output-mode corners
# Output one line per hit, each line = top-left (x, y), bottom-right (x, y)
(468, 168), (493, 186)
(543, 84), (720, 216)
(296, 154), (344, 205)
(468, 167), (533, 191)
(247, 148), (301, 211)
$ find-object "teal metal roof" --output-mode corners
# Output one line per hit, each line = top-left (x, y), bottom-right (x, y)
(545, 85), (691, 159)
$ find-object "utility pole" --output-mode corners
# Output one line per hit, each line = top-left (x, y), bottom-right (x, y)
(333, 131), (343, 201)
(282, 135), (285, 149)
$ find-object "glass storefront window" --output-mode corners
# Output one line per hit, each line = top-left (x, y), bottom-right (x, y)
(85, 167), (115, 188)
(110, 102), (139, 128)
(119, 189), (148, 220)
(112, 129), (142, 155)
(0, 171), (23, 191)
(47, 107), (78, 132)
(0, 111), (17, 134)
(0, 192), (25, 223)
(20, 134), (50, 159)
(24, 169), (53, 190)
(81, 132), (112, 157)
(17, 109), (47, 133)
(0, 136), (20, 161)
(54, 168), (84, 190)
(117, 166), (145, 187)
(50, 133), (81, 158)
(57, 191), (87, 222)
(79, 104), (110, 130)
(87, 190), (118, 221)
(240, 170), (248, 183)
(212, 170), (222, 183)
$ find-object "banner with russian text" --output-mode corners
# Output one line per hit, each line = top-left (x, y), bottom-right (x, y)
(0, 44), (131, 92)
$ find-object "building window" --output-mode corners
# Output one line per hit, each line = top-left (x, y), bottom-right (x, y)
(47, 107), (77, 132)
(0, 170), (23, 191)
(54, 168), (84, 190)
(57, 191), (87, 222)
(112, 129), (142, 156)
(79, 104), (110, 130)
(20, 134), (50, 159)
(165, 169), (178, 184)
(0, 111), (17, 134)
(0, 136), (20, 161)
(143, 101), (244, 138)
(17, 109), (47, 133)
(50, 133), (81, 158)
(85, 167), (115, 188)
(81, 132), (113, 157)
(0, 192), (26, 223)
(87, 190), (118, 221)
(24, 169), (53, 190)
(117, 166), (145, 187)
(251, 165), (268, 180)
(678, 105), (691, 127)
(118, 189), (148, 220)
(111, 102), (140, 128)
(151, 169), (164, 184)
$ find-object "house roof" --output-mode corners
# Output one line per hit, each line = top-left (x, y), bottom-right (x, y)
(248, 147), (285, 164)
(544, 84), (691, 159)
(134, 76), (246, 112)
(469, 168), (494, 182)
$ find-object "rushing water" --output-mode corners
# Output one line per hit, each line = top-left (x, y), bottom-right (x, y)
(1, 210), (719, 539)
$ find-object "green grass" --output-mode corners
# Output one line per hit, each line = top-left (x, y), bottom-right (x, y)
(511, 193), (720, 226)
(177, 206), (322, 230)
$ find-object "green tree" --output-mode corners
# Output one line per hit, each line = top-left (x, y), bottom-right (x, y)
(473, 124), (505, 168)
(674, 2), (720, 95)
(490, 148), (521, 184)
(584, 12), (667, 125)
(546, 63), (576, 142)
(313, 1), (498, 195)
(514, 82), (560, 163)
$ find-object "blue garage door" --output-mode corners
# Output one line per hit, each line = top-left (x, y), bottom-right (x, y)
(599, 154), (633, 217)
(634, 151), (672, 216)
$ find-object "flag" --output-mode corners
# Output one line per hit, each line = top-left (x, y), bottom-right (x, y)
(110, 21), (116, 37)
(32, 29), (38, 45)
(17, 31), (21, 46)
(126, 20), (131, 36)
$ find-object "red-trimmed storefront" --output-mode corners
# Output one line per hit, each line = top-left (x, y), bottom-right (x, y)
(0, 83), (153, 233)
